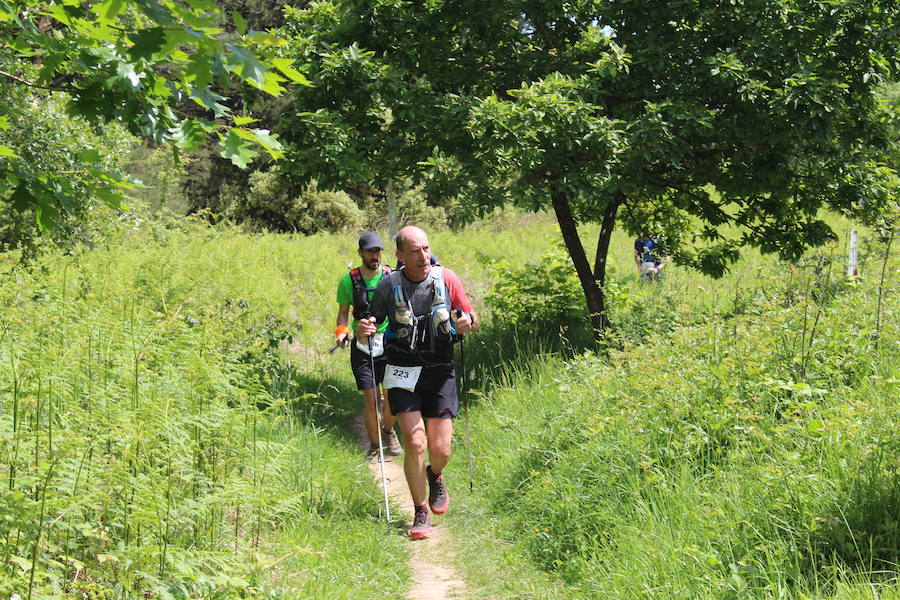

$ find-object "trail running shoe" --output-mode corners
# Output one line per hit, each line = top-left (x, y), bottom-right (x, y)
(409, 504), (432, 540)
(426, 465), (449, 515)
(383, 429), (403, 456)
(366, 444), (387, 462)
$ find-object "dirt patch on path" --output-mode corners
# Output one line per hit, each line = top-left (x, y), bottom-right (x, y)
(351, 414), (467, 600)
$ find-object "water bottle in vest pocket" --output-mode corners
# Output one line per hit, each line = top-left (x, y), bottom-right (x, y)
(430, 267), (456, 341)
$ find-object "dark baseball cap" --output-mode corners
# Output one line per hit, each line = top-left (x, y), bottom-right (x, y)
(358, 231), (384, 250)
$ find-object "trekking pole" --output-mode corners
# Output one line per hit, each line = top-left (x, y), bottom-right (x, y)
(327, 334), (353, 354)
(365, 316), (391, 524)
(455, 309), (474, 492)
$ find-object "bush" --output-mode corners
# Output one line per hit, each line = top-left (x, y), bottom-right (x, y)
(484, 242), (587, 337)
(218, 171), (365, 234)
(362, 182), (449, 230)
(0, 216), (407, 598)
(0, 84), (136, 254)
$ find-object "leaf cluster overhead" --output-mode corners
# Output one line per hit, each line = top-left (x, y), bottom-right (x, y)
(281, 0), (897, 335)
(1, 0), (308, 230)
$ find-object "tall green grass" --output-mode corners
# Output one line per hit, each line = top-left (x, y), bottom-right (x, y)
(445, 230), (898, 599)
(1, 205), (892, 599)
(0, 214), (407, 599)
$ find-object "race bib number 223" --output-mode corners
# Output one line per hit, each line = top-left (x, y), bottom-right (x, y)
(384, 365), (422, 392)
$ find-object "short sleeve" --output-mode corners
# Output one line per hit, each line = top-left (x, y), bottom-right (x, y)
(442, 268), (473, 313)
(336, 273), (353, 306)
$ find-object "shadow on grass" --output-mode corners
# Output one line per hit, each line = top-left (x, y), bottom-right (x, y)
(459, 318), (596, 394)
(810, 445), (900, 578)
(264, 353), (363, 447)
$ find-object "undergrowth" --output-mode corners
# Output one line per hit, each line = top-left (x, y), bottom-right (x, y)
(454, 233), (898, 599)
(0, 214), (407, 599)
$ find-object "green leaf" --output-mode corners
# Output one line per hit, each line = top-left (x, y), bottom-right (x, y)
(232, 10), (247, 35)
(270, 58), (311, 85)
(10, 184), (34, 211)
(226, 44), (266, 88)
(190, 87), (230, 117)
(45, 4), (73, 25)
(220, 130), (258, 168)
(94, 0), (124, 24)
(35, 198), (61, 231)
(234, 116), (257, 126)
(115, 61), (143, 90)
(232, 127), (284, 159)
(185, 54), (213, 89)
(246, 31), (286, 47)
(79, 149), (102, 164)
(173, 8), (218, 32)
(0, 146), (17, 158)
(257, 71), (286, 96)
(0, 116), (8, 130)
(36, 53), (67, 85)
(128, 27), (166, 61)
(132, 0), (174, 26)
(170, 119), (211, 151)
(95, 188), (129, 210)
(251, 129), (283, 158)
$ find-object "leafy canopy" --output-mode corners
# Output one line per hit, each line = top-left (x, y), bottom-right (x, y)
(1, 0), (309, 231)
(281, 0), (898, 275)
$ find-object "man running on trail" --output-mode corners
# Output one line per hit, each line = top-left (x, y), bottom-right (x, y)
(335, 231), (402, 462)
(634, 233), (665, 278)
(356, 226), (479, 540)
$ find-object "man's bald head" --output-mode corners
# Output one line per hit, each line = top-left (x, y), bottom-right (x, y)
(395, 226), (432, 281)
(395, 226), (428, 251)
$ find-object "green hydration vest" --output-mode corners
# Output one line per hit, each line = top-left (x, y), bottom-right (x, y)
(386, 266), (457, 362)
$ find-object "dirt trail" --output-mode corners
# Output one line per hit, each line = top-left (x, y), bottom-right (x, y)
(351, 414), (467, 600)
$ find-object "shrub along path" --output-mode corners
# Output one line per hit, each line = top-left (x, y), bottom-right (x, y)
(350, 413), (468, 599)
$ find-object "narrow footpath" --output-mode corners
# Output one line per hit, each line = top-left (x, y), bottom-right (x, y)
(351, 414), (467, 600)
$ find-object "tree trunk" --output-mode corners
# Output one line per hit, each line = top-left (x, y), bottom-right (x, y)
(386, 182), (398, 238)
(594, 193), (623, 288)
(550, 190), (608, 338)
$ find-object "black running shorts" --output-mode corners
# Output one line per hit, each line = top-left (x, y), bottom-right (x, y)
(386, 365), (458, 419)
(350, 343), (386, 390)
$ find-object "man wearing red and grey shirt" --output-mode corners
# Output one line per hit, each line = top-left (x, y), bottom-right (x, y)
(356, 226), (479, 540)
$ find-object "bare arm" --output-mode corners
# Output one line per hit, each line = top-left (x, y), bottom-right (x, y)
(336, 304), (351, 342)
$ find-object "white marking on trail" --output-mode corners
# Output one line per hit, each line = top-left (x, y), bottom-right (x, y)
(352, 414), (467, 600)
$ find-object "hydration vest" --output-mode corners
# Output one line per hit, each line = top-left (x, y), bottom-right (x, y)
(639, 237), (660, 264)
(386, 266), (457, 359)
(350, 264), (392, 320)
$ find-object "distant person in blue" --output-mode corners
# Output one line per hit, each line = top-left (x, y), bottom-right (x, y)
(634, 234), (665, 278)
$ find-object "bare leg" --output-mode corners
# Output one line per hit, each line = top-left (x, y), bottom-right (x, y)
(378, 384), (396, 432)
(397, 411), (427, 506)
(425, 417), (453, 474)
(363, 386), (398, 445)
(361, 387), (379, 445)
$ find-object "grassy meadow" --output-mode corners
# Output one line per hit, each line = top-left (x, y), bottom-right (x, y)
(0, 207), (896, 599)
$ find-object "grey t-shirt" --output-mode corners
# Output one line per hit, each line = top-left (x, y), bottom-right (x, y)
(370, 268), (456, 366)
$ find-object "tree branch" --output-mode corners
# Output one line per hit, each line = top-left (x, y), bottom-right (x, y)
(0, 70), (74, 93)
